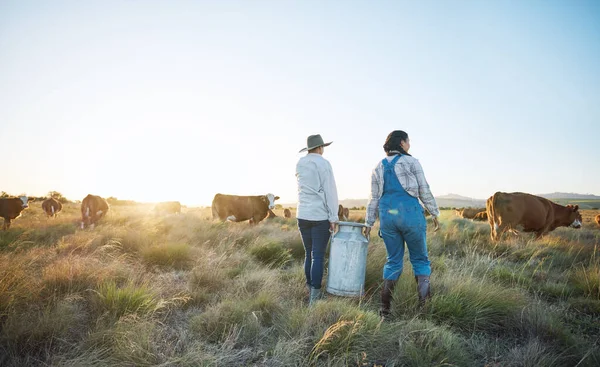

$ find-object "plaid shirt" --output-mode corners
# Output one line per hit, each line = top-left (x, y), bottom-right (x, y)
(366, 155), (440, 227)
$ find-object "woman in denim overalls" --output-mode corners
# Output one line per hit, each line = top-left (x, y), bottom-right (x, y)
(365, 131), (440, 317)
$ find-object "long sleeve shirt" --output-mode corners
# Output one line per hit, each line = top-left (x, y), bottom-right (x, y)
(366, 155), (440, 227)
(296, 153), (339, 223)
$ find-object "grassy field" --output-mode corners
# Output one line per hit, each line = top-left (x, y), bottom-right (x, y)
(1, 203), (600, 366)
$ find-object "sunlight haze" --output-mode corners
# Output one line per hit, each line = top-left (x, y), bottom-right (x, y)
(1, 1), (599, 206)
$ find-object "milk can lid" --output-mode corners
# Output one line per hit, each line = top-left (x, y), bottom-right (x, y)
(337, 221), (368, 228)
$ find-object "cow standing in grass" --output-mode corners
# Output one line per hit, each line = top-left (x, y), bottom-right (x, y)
(81, 194), (109, 229)
(338, 204), (349, 221)
(473, 211), (488, 221)
(42, 197), (63, 218)
(458, 208), (486, 219)
(284, 208), (292, 218)
(595, 214), (600, 227)
(211, 193), (279, 225)
(0, 196), (34, 230)
(486, 192), (582, 241)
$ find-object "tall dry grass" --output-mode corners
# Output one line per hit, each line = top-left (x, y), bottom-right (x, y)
(0, 204), (599, 366)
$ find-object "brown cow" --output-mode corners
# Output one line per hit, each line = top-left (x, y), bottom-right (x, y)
(338, 204), (349, 221)
(42, 197), (63, 218)
(284, 208), (292, 218)
(154, 201), (181, 215)
(459, 208), (486, 219)
(473, 211), (488, 221)
(81, 194), (109, 229)
(0, 196), (34, 230)
(595, 214), (600, 227)
(212, 193), (279, 225)
(487, 192), (582, 241)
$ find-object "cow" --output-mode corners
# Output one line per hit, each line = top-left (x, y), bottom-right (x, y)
(211, 193), (279, 225)
(284, 208), (292, 218)
(473, 211), (488, 221)
(596, 214), (600, 227)
(42, 197), (63, 218)
(454, 208), (464, 217)
(338, 205), (349, 221)
(153, 201), (181, 215)
(0, 196), (34, 230)
(459, 208), (486, 219)
(81, 194), (109, 229)
(486, 192), (582, 241)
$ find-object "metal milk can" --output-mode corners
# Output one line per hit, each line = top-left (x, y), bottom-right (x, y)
(326, 221), (369, 297)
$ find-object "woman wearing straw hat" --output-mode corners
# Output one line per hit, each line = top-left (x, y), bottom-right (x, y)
(364, 130), (440, 317)
(296, 134), (339, 305)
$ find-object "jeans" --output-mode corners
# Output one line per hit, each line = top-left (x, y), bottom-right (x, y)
(379, 204), (431, 280)
(298, 219), (331, 289)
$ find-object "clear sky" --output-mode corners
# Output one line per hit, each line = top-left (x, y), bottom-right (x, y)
(1, 0), (599, 206)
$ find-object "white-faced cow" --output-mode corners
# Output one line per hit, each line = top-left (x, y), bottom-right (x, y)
(0, 196), (34, 230)
(154, 201), (181, 215)
(487, 192), (582, 241)
(81, 194), (109, 229)
(42, 197), (63, 218)
(211, 193), (280, 225)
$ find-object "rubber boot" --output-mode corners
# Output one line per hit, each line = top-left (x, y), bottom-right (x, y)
(309, 287), (322, 306)
(415, 275), (431, 307)
(379, 279), (397, 317)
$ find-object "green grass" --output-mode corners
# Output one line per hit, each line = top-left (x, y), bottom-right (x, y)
(1, 205), (599, 366)
(91, 281), (163, 321)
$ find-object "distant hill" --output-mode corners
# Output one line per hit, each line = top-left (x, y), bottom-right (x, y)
(436, 193), (474, 200)
(435, 198), (486, 209)
(538, 192), (600, 200)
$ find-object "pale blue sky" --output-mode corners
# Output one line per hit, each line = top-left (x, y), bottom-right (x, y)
(1, 1), (599, 206)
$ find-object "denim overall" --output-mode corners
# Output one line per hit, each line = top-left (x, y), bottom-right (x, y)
(379, 155), (431, 280)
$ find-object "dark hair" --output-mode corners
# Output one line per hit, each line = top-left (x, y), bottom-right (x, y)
(383, 130), (411, 156)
